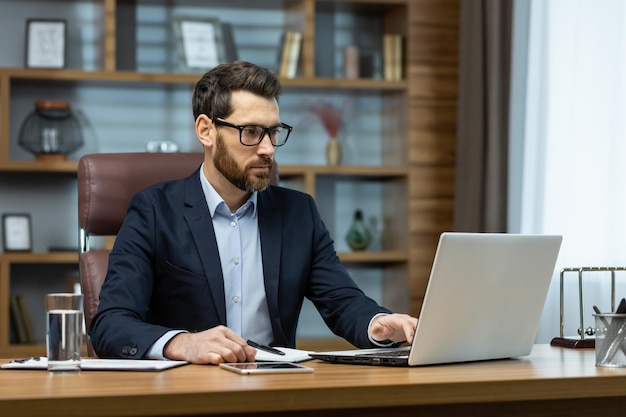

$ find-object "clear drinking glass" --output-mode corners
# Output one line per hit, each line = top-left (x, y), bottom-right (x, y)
(45, 293), (83, 373)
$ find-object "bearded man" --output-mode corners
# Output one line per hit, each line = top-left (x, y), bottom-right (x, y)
(91, 61), (417, 364)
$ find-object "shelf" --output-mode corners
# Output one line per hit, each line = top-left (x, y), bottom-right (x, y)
(338, 250), (407, 263)
(0, 251), (406, 265)
(279, 165), (407, 177)
(0, 0), (461, 359)
(0, 160), (78, 173)
(4, 342), (88, 359)
(0, 252), (78, 263)
(0, 161), (408, 176)
(0, 68), (407, 91)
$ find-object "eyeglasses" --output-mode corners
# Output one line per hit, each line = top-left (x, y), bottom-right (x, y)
(214, 118), (292, 147)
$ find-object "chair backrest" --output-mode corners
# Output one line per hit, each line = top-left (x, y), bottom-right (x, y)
(77, 152), (279, 356)
(78, 152), (203, 356)
(78, 152), (204, 242)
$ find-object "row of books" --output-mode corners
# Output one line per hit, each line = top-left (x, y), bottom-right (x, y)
(10, 294), (34, 344)
(277, 30), (303, 79)
(383, 34), (404, 81)
(277, 31), (403, 81)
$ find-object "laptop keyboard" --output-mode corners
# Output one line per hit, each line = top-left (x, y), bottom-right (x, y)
(358, 349), (409, 358)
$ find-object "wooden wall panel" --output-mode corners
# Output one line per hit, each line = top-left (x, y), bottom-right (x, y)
(407, 0), (459, 315)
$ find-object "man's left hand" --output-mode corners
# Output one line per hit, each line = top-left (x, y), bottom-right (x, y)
(370, 313), (418, 344)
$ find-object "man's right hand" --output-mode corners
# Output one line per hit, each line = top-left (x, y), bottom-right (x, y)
(163, 325), (257, 364)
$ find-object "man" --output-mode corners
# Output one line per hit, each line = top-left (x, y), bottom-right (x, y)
(90, 61), (417, 364)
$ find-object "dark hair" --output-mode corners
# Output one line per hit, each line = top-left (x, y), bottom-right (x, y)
(192, 61), (283, 120)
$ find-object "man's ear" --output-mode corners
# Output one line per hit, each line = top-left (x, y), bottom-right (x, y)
(195, 115), (214, 147)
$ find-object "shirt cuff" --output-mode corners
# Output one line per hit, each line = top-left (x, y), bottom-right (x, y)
(145, 330), (187, 360)
(367, 313), (395, 346)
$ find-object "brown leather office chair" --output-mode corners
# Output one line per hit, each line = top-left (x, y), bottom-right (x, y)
(77, 152), (279, 356)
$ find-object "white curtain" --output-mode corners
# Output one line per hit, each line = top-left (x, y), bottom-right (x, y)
(512, 0), (626, 342)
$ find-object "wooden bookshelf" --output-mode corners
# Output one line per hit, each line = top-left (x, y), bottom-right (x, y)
(0, 0), (459, 357)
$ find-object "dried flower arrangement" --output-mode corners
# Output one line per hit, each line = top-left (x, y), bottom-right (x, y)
(307, 102), (343, 138)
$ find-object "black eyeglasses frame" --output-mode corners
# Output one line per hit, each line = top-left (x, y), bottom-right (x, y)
(214, 117), (292, 147)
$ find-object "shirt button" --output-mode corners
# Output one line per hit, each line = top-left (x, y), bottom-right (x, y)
(230, 221), (237, 227)
(233, 296), (240, 303)
(233, 258), (239, 265)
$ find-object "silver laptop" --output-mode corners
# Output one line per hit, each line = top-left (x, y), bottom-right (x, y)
(310, 232), (562, 366)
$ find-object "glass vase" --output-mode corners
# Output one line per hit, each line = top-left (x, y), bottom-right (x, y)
(346, 209), (371, 251)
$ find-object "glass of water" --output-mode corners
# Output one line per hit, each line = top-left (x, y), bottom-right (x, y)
(45, 293), (83, 373)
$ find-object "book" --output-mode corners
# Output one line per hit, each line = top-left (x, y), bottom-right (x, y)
(284, 31), (302, 78)
(278, 30), (302, 78)
(343, 46), (360, 79)
(383, 34), (404, 81)
(383, 34), (395, 81)
(16, 295), (34, 343)
(9, 296), (28, 344)
(393, 34), (404, 80)
(278, 31), (293, 78)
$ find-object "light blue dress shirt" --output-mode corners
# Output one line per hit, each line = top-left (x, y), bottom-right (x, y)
(147, 166), (390, 359)
(146, 167), (272, 359)
(201, 169), (273, 344)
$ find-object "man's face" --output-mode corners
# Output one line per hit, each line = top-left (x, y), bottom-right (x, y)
(213, 130), (273, 192)
(213, 91), (278, 192)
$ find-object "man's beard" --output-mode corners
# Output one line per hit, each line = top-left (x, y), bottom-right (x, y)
(214, 133), (273, 192)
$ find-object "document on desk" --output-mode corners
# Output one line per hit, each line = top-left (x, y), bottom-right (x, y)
(1, 357), (188, 371)
(254, 347), (314, 363)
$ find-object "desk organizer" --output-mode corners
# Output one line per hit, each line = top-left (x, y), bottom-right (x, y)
(551, 266), (626, 348)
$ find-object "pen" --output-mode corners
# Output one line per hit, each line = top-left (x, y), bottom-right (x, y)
(10, 356), (40, 363)
(595, 298), (626, 364)
(247, 340), (285, 356)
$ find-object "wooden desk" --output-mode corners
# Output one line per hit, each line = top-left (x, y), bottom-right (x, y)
(1, 345), (625, 417)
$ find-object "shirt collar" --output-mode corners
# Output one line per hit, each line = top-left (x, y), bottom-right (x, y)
(199, 163), (257, 219)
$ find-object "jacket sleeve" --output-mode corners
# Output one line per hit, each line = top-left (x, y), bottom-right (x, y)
(301, 194), (393, 348)
(89, 190), (174, 359)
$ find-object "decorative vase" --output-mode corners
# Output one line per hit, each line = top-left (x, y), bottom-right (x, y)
(346, 209), (371, 251)
(325, 137), (342, 166)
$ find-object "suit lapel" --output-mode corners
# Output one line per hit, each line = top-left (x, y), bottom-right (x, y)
(183, 173), (227, 325)
(257, 188), (287, 344)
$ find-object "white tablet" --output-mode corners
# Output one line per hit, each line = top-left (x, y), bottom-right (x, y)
(219, 362), (314, 375)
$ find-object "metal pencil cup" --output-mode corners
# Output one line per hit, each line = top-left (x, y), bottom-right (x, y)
(593, 313), (626, 367)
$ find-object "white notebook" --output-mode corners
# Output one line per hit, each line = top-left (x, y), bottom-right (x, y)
(1, 357), (188, 371)
(254, 347), (313, 363)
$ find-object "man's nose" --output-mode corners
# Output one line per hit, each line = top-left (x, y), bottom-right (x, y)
(257, 132), (275, 155)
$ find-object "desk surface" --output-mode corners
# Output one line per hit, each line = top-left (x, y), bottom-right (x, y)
(1, 345), (626, 417)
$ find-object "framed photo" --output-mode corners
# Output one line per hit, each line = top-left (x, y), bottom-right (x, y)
(25, 19), (66, 69)
(173, 17), (226, 71)
(2, 214), (33, 252)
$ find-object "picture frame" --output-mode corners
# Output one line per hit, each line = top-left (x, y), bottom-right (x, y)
(173, 17), (226, 71)
(25, 19), (66, 69)
(2, 214), (33, 252)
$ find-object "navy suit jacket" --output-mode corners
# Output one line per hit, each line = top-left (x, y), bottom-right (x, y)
(90, 168), (391, 359)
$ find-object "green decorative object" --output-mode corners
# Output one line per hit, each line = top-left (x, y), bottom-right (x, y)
(346, 209), (371, 251)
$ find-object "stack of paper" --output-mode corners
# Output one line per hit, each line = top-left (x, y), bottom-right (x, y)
(254, 347), (313, 363)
